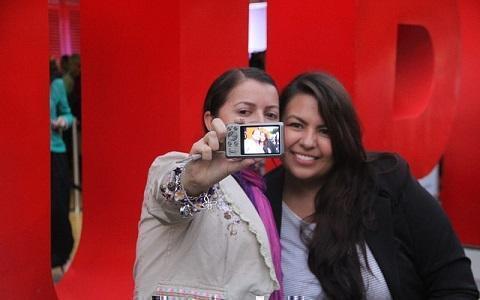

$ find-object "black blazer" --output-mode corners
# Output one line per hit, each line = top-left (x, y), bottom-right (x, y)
(265, 153), (479, 299)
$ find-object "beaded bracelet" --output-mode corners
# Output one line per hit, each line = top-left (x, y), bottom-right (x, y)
(159, 166), (219, 217)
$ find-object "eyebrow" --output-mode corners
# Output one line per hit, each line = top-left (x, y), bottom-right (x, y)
(285, 115), (306, 123)
(234, 102), (279, 109)
(285, 115), (326, 127)
(234, 101), (254, 106)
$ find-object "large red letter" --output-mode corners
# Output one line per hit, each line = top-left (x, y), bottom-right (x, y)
(269, 0), (460, 177)
(0, 1), (56, 298)
(54, 1), (249, 298)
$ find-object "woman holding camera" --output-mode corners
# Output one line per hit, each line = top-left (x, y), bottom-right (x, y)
(265, 72), (479, 299)
(134, 68), (282, 299)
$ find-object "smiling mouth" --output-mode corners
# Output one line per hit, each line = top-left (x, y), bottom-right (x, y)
(292, 152), (319, 161)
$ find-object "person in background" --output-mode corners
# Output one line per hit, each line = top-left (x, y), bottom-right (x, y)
(62, 54), (82, 191)
(60, 55), (70, 76)
(134, 68), (283, 299)
(49, 59), (75, 277)
(265, 71), (479, 299)
(249, 51), (266, 70)
(65, 54), (81, 125)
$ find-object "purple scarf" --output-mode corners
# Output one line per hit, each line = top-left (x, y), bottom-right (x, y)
(233, 168), (283, 300)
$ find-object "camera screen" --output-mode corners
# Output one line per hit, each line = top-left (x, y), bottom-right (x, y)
(240, 125), (282, 155)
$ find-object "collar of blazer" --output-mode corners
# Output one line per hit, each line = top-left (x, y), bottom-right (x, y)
(220, 175), (280, 289)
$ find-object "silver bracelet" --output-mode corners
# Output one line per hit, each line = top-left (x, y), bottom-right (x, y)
(159, 166), (218, 217)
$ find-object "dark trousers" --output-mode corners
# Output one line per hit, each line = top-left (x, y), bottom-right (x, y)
(51, 152), (74, 268)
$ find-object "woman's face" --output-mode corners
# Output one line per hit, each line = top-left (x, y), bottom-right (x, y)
(252, 128), (262, 141)
(282, 93), (334, 182)
(260, 131), (266, 142)
(215, 79), (279, 125)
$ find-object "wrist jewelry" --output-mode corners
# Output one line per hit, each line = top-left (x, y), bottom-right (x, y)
(159, 166), (219, 217)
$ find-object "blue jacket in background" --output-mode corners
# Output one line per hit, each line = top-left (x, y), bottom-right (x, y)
(50, 78), (74, 153)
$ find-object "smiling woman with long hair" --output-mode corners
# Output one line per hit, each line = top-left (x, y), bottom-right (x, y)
(266, 71), (479, 300)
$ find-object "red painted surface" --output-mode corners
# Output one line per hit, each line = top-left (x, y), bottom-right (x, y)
(54, 1), (248, 299)
(0, 1), (57, 298)
(441, 0), (480, 246)
(267, 0), (356, 91)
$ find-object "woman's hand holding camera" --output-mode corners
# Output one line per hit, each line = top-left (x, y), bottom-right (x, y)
(181, 118), (258, 196)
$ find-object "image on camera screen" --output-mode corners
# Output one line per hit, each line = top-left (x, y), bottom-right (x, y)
(241, 125), (281, 155)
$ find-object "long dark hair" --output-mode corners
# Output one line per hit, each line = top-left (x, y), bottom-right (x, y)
(202, 67), (277, 132)
(280, 72), (375, 299)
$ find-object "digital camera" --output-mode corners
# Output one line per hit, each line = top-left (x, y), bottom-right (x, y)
(225, 122), (284, 158)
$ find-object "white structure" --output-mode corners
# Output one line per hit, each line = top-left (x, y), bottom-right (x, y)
(249, 2), (267, 54)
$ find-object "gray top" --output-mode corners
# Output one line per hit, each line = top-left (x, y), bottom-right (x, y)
(281, 202), (392, 300)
